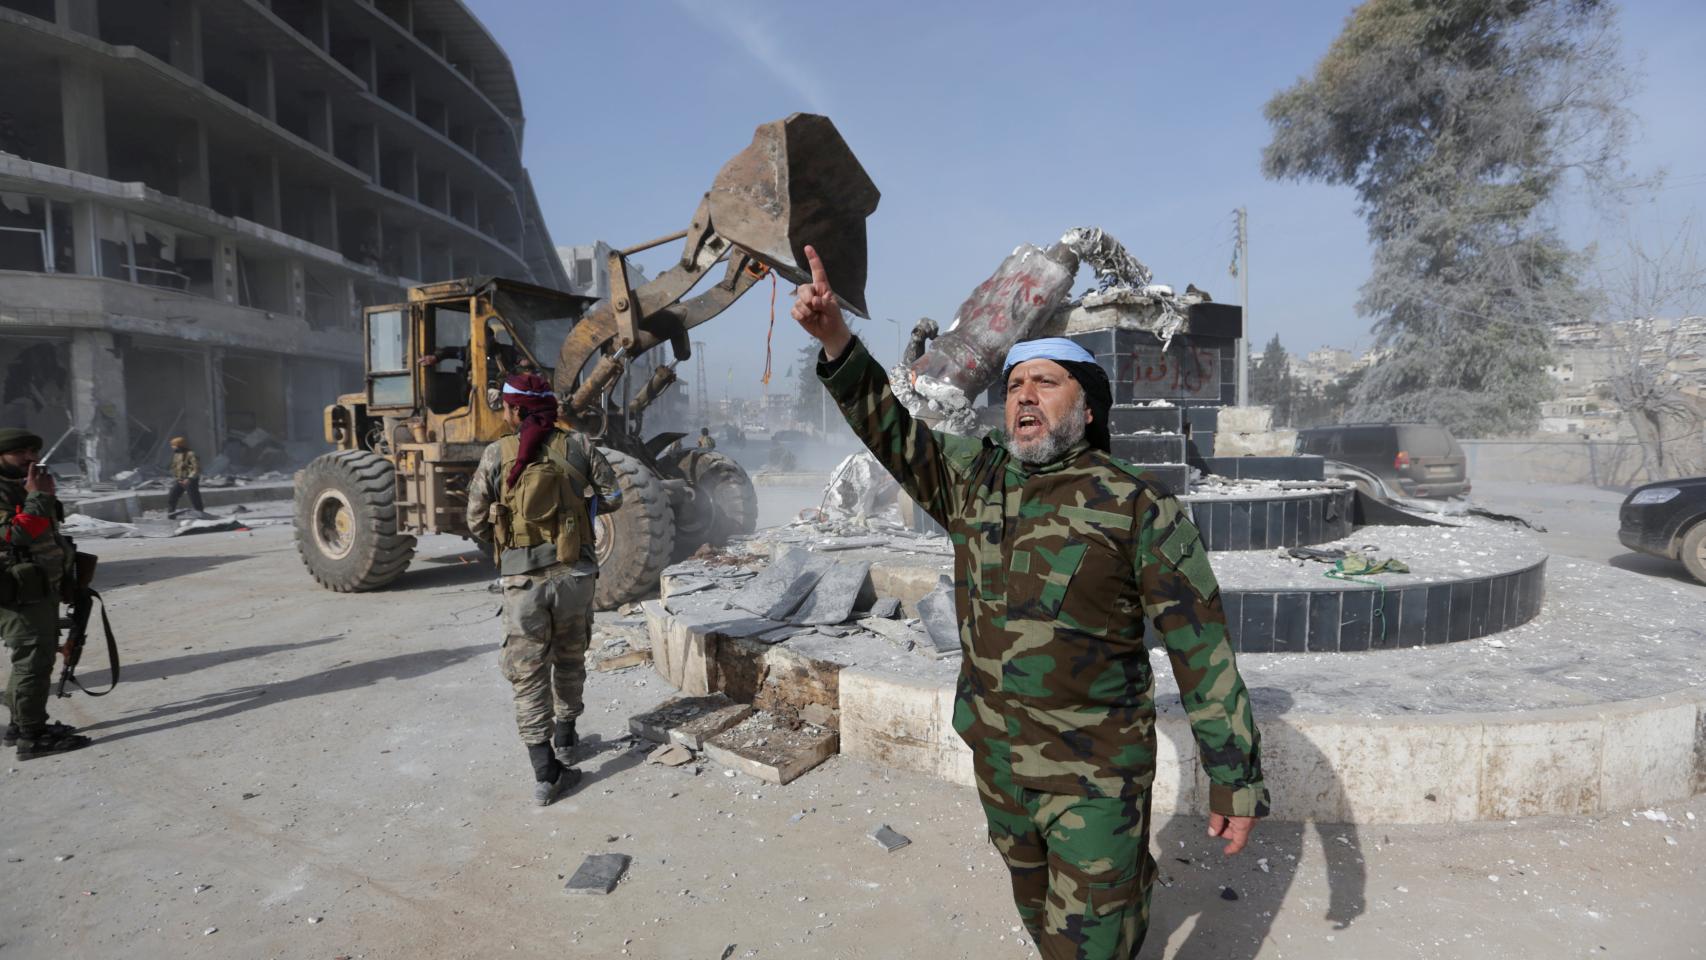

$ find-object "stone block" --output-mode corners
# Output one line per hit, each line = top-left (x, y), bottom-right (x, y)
(1476, 714), (1603, 819)
(1214, 430), (1298, 458)
(790, 559), (872, 625)
(838, 667), (973, 787)
(1595, 697), (1699, 810)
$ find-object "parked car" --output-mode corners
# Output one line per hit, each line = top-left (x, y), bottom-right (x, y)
(1294, 422), (1471, 499)
(1618, 478), (1706, 583)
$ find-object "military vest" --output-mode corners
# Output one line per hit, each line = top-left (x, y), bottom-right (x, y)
(0, 477), (72, 602)
(492, 431), (593, 568)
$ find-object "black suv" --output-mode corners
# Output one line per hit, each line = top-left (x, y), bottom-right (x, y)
(1294, 423), (1471, 498)
(1618, 478), (1706, 583)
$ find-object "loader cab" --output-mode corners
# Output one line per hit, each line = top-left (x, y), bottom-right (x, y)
(361, 280), (581, 448)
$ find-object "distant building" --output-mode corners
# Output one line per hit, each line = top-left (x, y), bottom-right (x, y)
(0, 0), (565, 478)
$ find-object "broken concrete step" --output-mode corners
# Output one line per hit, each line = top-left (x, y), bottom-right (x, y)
(702, 716), (839, 785)
(668, 700), (755, 751)
(629, 693), (747, 745)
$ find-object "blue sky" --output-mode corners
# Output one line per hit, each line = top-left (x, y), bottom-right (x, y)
(469, 0), (1706, 398)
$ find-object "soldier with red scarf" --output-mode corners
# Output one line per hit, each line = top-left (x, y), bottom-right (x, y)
(466, 374), (622, 805)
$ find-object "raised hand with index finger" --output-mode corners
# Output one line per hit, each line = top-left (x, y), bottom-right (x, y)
(790, 245), (853, 361)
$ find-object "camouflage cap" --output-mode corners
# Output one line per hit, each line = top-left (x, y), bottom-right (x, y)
(0, 427), (44, 454)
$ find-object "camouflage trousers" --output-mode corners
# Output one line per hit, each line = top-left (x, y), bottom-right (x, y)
(2, 600), (60, 732)
(974, 738), (1157, 960)
(498, 565), (595, 745)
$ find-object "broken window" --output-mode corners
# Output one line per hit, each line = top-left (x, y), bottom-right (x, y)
(128, 213), (193, 291)
(95, 206), (131, 281)
(0, 191), (48, 272)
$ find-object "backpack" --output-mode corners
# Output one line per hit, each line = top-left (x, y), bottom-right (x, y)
(493, 431), (593, 565)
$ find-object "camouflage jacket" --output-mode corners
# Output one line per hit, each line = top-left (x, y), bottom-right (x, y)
(0, 475), (73, 591)
(466, 427), (622, 573)
(170, 449), (199, 480)
(821, 338), (1268, 816)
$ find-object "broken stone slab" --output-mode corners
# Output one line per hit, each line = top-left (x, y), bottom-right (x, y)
(915, 580), (961, 656)
(857, 616), (927, 651)
(815, 537), (889, 551)
(564, 853), (631, 895)
(662, 578), (717, 600)
(669, 699), (755, 750)
(868, 597), (902, 619)
(868, 824), (911, 852)
(731, 549), (835, 620)
(703, 715), (839, 786)
(800, 703), (836, 728)
(789, 559), (872, 626)
(755, 625), (808, 645)
(647, 743), (695, 767)
(629, 693), (746, 744)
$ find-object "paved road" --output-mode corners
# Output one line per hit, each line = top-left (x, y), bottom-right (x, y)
(1471, 480), (1706, 593)
(1, 504), (1700, 958)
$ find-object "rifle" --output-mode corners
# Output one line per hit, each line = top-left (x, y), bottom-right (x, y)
(56, 551), (118, 698)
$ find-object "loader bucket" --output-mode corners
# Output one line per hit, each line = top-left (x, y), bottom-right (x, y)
(708, 113), (880, 318)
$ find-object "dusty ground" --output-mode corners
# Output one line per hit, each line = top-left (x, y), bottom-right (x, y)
(2, 493), (1703, 959)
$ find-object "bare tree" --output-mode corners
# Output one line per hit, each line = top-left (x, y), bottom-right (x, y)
(1597, 221), (1706, 479)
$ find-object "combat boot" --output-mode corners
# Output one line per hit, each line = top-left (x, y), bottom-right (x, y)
(527, 741), (581, 806)
(16, 728), (91, 760)
(4, 720), (76, 747)
(552, 719), (578, 765)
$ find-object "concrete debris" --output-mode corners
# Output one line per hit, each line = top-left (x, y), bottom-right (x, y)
(59, 514), (141, 539)
(704, 712), (838, 785)
(903, 241), (1077, 431)
(647, 743), (695, 767)
(788, 558), (872, 626)
(800, 703), (836, 727)
(868, 824), (911, 852)
(868, 597), (902, 620)
(822, 452), (900, 520)
(564, 853), (631, 895)
(630, 694), (748, 745)
(914, 580), (961, 656)
(732, 550), (834, 620)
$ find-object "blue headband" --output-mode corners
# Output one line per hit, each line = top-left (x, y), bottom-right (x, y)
(1002, 337), (1097, 377)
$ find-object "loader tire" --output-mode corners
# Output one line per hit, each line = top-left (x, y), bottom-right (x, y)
(669, 450), (760, 561)
(295, 450), (417, 592)
(593, 448), (675, 610)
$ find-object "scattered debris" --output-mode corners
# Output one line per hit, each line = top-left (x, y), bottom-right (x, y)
(868, 824), (911, 852)
(703, 712), (838, 785)
(565, 853), (631, 895)
(647, 743), (695, 767)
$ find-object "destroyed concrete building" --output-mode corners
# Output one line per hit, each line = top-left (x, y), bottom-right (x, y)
(0, 0), (567, 478)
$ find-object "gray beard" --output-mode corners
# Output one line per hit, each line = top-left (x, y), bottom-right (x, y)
(1006, 401), (1087, 465)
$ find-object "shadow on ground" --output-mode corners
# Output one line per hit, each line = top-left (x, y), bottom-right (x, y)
(76, 641), (496, 744)
(96, 554), (244, 588)
(75, 633), (348, 688)
(1144, 689), (1367, 959)
(1607, 551), (1706, 587)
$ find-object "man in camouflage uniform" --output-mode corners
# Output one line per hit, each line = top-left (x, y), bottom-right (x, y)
(167, 436), (204, 517)
(467, 373), (622, 805)
(793, 246), (1267, 958)
(0, 428), (89, 759)
(696, 427), (716, 450)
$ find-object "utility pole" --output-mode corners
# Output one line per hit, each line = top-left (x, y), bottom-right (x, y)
(1232, 207), (1250, 407)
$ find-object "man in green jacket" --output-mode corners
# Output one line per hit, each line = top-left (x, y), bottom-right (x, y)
(0, 428), (88, 758)
(792, 246), (1267, 958)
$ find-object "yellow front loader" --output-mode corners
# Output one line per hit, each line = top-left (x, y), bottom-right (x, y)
(293, 115), (879, 608)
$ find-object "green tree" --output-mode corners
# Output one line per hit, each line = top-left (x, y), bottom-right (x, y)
(1262, 0), (1634, 437)
(1250, 333), (1297, 426)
